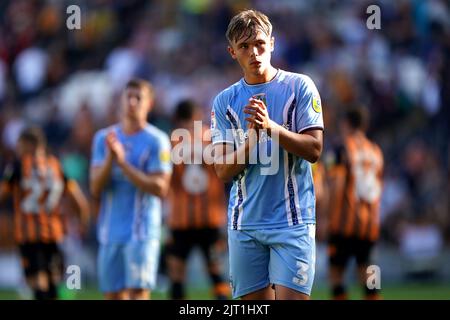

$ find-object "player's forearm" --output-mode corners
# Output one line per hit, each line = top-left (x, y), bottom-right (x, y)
(214, 133), (258, 182)
(67, 180), (90, 227)
(89, 154), (113, 197)
(270, 123), (322, 163)
(118, 161), (169, 198)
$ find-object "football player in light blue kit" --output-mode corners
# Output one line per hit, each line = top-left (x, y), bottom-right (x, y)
(212, 10), (324, 300)
(90, 79), (172, 300)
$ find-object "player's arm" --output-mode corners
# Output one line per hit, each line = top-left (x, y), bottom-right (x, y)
(89, 131), (114, 198)
(66, 179), (90, 232)
(211, 94), (260, 182)
(213, 131), (258, 182)
(271, 125), (322, 163)
(108, 131), (171, 198)
(89, 156), (113, 198)
(117, 164), (171, 198)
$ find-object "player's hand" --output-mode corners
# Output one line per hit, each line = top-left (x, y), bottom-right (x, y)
(244, 97), (275, 132)
(106, 131), (126, 165)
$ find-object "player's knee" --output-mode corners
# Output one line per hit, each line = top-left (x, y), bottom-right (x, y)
(274, 285), (309, 300)
(242, 285), (274, 300)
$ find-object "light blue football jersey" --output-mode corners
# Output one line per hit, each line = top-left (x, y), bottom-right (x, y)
(91, 124), (172, 244)
(211, 69), (324, 230)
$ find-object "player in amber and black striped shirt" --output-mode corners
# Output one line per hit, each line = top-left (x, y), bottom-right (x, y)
(0, 127), (89, 299)
(165, 100), (230, 300)
(326, 107), (383, 300)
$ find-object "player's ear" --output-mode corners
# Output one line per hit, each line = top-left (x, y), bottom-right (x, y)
(147, 97), (154, 112)
(270, 36), (275, 52)
(227, 45), (237, 60)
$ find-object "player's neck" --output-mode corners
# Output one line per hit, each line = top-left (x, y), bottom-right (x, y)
(121, 118), (146, 135)
(35, 147), (47, 158)
(244, 66), (278, 85)
(346, 129), (365, 139)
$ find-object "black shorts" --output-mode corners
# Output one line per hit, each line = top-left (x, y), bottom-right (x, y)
(328, 235), (375, 267)
(166, 228), (224, 262)
(19, 242), (64, 278)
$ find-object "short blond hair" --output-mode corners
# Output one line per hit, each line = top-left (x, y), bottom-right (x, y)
(226, 9), (272, 44)
(125, 78), (154, 99)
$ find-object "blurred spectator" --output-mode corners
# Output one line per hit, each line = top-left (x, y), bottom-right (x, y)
(399, 215), (444, 280)
(13, 47), (48, 100)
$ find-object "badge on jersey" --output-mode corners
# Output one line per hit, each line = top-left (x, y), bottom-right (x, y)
(159, 149), (171, 163)
(211, 110), (216, 130)
(312, 94), (322, 113)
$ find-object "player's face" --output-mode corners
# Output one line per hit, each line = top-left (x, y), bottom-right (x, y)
(121, 87), (152, 122)
(228, 30), (274, 77)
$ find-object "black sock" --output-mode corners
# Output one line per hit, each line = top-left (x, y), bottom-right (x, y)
(171, 282), (184, 300)
(47, 283), (58, 299)
(364, 286), (381, 298)
(332, 284), (347, 298)
(34, 289), (48, 300)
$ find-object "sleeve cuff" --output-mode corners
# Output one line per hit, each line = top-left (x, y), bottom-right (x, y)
(297, 125), (324, 133)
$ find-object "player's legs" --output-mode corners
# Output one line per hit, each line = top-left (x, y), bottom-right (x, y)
(355, 239), (381, 300)
(328, 235), (351, 300)
(34, 270), (51, 299)
(19, 243), (52, 299)
(198, 228), (230, 300)
(44, 242), (64, 299)
(274, 285), (310, 300)
(124, 239), (160, 300)
(241, 285), (274, 300)
(104, 291), (130, 300)
(128, 288), (150, 300)
(98, 243), (128, 299)
(267, 224), (316, 300)
(165, 229), (192, 299)
(228, 229), (271, 299)
(166, 255), (187, 299)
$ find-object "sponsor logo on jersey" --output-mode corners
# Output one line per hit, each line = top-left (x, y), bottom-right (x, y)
(312, 94), (322, 113)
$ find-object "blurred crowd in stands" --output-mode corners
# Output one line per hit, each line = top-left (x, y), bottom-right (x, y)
(0, 0), (448, 265)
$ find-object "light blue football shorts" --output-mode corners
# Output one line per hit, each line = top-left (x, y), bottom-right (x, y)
(98, 239), (160, 293)
(228, 223), (316, 299)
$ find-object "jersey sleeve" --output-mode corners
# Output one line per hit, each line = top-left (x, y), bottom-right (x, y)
(296, 75), (324, 133)
(211, 93), (234, 146)
(146, 133), (172, 174)
(90, 130), (107, 167)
